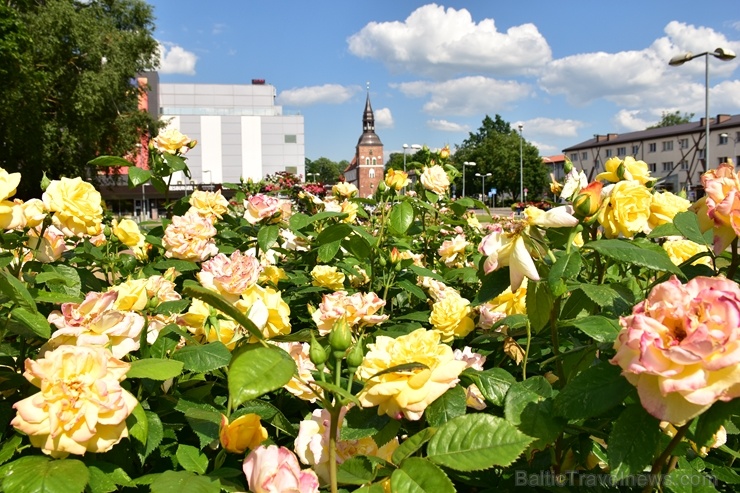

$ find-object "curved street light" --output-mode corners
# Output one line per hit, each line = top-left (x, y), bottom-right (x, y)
(475, 172), (492, 201)
(462, 161), (476, 197)
(669, 47), (736, 171)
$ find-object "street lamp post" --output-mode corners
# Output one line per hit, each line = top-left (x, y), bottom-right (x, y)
(402, 143), (421, 193)
(518, 123), (524, 202)
(669, 47), (736, 172)
(475, 172), (492, 203)
(462, 161), (476, 197)
(307, 172), (319, 182)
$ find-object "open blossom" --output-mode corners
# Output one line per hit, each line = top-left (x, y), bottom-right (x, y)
(418, 276), (457, 301)
(189, 189), (229, 220)
(649, 191), (691, 230)
(610, 276), (740, 424)
(332, 182), (358, 198)
(310, 265), (345, 291)
(479, 278), (528, 330)
(356, 328), (467, 420)
(43, 177), (103, 237)
(438, 234), (469, 266)
(596, 156), (652, 185)
(244, 193), (291, 224)
(47, 291), (145, 359)
(26, 225), (67, 263)
(271, 342), (323, 402)
(163, 210), (218, 261)
(385, 168), (410, 190)
(0, 167), (22, 229)
(311, 291), (388, 335)
(153, 127), (191, 154)
(479, 224), (539, 292)
(429, 291), (475, 342)
(420, 164), (450, 194)
(243, 445), (319, 493)
(294, 406), (399, 484)
(198, 250), (262, 302)
(219, 413), (267, 454)
(11, 345), (138, 457)
(238, 284), (291, 341)
(112, 218), (145, 249)
(694, 163), (740, 254)
(597, 180), (653, 238)
(662, 239), (712, 267)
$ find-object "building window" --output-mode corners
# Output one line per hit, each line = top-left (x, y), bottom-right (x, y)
(679, 138), (689, 149)
(648, 143), (657, 152)
(718, 156), (730, 165)
(582, 152), (588, 160)
(285, 166), (297, 174)
(617, 147), (626, 156)
(284, 134), (297, 144)
(365, 158), (370, 165)
(720, 134), (729, 145)
(631, 145), (640, 155)
(679, 160), (689, 170)
(662, 161), (673, 171)
(372, 158), (377, 165)
(570, 153), (578, 161)
(699, 149), (705, 159)
(662, 141), (673, 151)
(649, 163), (657, 172)
(369, 169), (376, 178)
(605, 149), (613, 157)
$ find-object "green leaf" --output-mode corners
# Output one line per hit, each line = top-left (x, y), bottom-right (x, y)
(257, 224), (280, 253)
(663, 468), (719, 493)
(504, 377), (564, 450)
(427, 414), (533, 471)
(648, 222), (681, 238)
(143, 411), (164, 460)
(176, 444), (209, 475)
(228, 344), (296, 408)
(88, 155), (133, 167)
(172, 342), (232, 373)
(396, 279), (428, 301)
(86, 461), (132, 493)
(153, 259), (200, 272)
(390, 458), (455, 493)
(234, 400), (297, 437)
(317, 239), (342, 262)
(693, 400), (740, 448)
(11, 306), (51, 338)
(408, 264), (445, 282)
(0, 270), (36, 309)
(183, 283), (263, 341)
(289, 212), (311, 231)
(127, 166), (152, 187)
(154, 299), (191, 316)
(336, 456), (377, 485)
(553, 363), (633, 419)
(1, 456), (89, 493)
(608, 404), (661, 482)
(185, 407), (222, 449)
(461, 368), (516, 407)
(341, 406), (391, 441)
(392, 428), (437, 464)
(0, 434), (22, 466)
(425, 385), (467, 427)
(548, 251), (582, 297)
(345, 234), (372, 259)
(525, 280), (552, 333)
(674, 211), (711, 247)
(586, 239), (682, 274)
(127, 403), (148, 451)
(163, 153), (188, 173)
(126, 358), (184, 380)
(471, 268), (510, 306)
(316, 223), (352, 246)
(572, 315), (621, 343)
(150, 471), (220, 493)
(389, 201), (414, 234)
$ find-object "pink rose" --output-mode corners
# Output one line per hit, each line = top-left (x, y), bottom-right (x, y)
(695, 164), (740, 253)
(611, 276), (740, 424)
(197, 250), (262, 302)
(244, 193), (291, 225)
(162, 210), (218, 262)
(243, 445), (319, 493)
(311, 291), (388, 335)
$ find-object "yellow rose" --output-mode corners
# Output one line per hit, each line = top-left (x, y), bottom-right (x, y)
(596, 156), (652, 185)
(26, 225), (67, 263)
(420, 165), (450, 194)
(109, 278), (149, 311)
(260, 265), (288, 286)
(332, 182), (358, 198)
(162, 210), (219, 261)
(238, 284), (291, 341)
(356, 328), (467, 420)
(429, 292), (475, 342)
(311, 265), (345, 291)
(648, 191), (691, 230)
(663, 239), (712, 267)
(0, 199), (25, 230)
(219, 413), (268, 454)
(42, 177), (103, 237)
(597, 181), (652, 238)
(22, 198), (47, 228)
(340, 200), (358, 223)
(385, 169), (410, 191)
(189, 189), (230, 220)
(0, 167), (21, 201)
(11, 345), (138, 458)
(153, 128), (191, 154)
(112, 218), (145, 248)
(486, 280), (527, 316)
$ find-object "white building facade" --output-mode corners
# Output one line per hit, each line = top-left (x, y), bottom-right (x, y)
(158, 81), (305, 186)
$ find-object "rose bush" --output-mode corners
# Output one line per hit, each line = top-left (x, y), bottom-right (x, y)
(1, 145), (739, 493)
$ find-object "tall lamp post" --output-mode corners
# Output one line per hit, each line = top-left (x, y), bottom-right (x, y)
(669, 47), (736, 172)
(475, 172), (492, 202)
(307, 172), (319, 182)
(462, 161), (476, 197)
(518, 123), (524, 202)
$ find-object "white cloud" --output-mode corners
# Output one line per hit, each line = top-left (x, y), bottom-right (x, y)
(277, 84), (361, 106)
(532, 141), (558, 154)
(157, 42), (197, 75)
(427, 119), (469, 132)
(375, 107), (394, 128)
(392, 76), (532, 116)
(519, 117), (585, 138)
(212, 23), (226, 35)
(347, 4), (551, 78)
(612, 110), (655, 131)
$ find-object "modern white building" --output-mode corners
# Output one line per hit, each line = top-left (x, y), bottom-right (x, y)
(158, 80), (305, 186)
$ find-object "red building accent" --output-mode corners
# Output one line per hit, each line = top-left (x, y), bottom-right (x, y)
(343, 90), (384, 198)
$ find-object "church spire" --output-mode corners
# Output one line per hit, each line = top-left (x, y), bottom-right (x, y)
(358, 82), (382, 146)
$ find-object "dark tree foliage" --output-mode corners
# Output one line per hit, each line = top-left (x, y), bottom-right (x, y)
(0, 0), (160, 198)
(647, 110), (695, 129)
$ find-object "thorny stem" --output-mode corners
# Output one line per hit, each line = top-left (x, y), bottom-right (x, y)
(641, 420), (692, 493)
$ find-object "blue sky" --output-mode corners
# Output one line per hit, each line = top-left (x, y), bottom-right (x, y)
(149, 1), (740, 163)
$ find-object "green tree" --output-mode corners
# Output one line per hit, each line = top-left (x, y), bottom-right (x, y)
(305, 157), (343, 184)
(0, 0), (160, 198)
(454, 115), (547, 201)
(647, 110), (695, 129)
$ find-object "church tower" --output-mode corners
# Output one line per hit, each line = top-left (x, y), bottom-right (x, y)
(343, 84), (384, 197)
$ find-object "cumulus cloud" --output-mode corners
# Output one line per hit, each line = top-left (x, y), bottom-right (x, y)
(427, 119), (469, 132)
(277, 84), (361, 106)
(375, 107), (394, 128)
(392, 76), (532, 116)
(157, 42), (197, 75)
(519, 117), (585, 138)
(347, 4), (551, 78)
(612, 110), (656, 132)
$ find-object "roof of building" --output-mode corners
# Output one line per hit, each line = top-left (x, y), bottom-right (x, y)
(563, 114), (740, 152)
(357, 92), (382, 147)
(543, 154), (566, 165)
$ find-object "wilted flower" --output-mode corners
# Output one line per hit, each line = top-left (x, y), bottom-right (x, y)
(219, 413), (268, 454)
(420, 165), (450, 195)
(611, 276), (740, 424)
(560, 168), (588, 201)
(162, 210), (218, 262)
(11, 345), (138, 457)
(356, 328), (467, 420)
(243, 445), (319, 493)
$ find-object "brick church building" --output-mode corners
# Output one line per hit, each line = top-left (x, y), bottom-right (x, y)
(343, 89), (384, 197)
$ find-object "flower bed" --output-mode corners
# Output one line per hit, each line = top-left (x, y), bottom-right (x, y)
(0, 140), (739, 493)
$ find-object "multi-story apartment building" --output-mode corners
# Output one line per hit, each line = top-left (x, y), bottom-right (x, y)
(563, 114), (740, 198)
